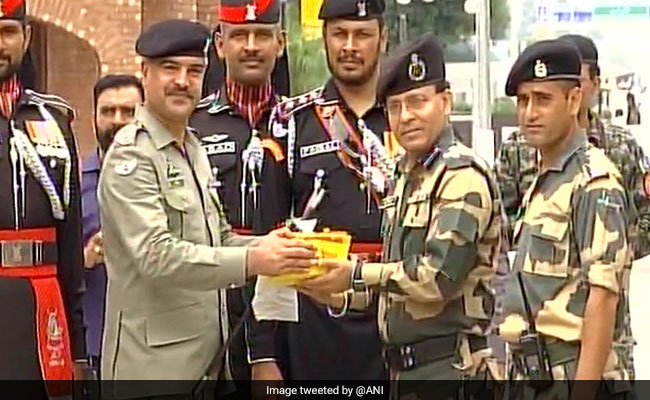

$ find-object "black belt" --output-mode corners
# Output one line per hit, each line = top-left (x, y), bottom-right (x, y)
(0, 240), (58, 268)
(384, 335), (485, 372)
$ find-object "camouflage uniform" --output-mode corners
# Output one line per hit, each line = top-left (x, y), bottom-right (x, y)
(495, 116), (642, 379)
(499, 133), (633, 397)
(351, 127), (502, 399)
(495, 112), (650, 257)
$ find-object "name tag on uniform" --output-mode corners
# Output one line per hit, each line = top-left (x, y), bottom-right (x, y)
(204, 141), (236, 155)
(380, 195), (398, 209)
(300, 139), (340, 159)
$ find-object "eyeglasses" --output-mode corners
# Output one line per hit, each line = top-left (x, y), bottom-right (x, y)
(385, 93), (433, 116)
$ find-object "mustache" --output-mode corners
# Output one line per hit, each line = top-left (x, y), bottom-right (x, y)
(165, 88), (194, 99)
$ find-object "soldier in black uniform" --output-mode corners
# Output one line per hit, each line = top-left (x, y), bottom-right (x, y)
(0, 0), (87, 397)
(255, 0), (390, 381)
(189, 0), (290, 390)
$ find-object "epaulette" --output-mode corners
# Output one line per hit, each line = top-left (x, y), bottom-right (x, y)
(584, 146), (618, 181)
(275, 86), (324, 121)
(196, 92), (217, 109)
(443, 141), (490, 172)
(113, 123), (145, 147)
(25, 89), (76, 119)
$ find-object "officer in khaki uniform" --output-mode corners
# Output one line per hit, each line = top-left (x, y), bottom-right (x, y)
(298, 34), (501, 400)
(99, 20), (315, 400)
(499, 40), (633, 399)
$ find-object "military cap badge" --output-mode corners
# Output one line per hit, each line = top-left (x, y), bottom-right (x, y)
(245, 3), (257, 21)
(357, 0), (368, 18)
(408, 53), (426, 82)
(534, 59), (548, 79)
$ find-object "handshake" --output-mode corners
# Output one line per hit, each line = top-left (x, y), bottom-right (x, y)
(245, 227), (355, 295)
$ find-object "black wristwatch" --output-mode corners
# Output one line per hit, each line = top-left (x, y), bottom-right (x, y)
(351, 258), (365, 292)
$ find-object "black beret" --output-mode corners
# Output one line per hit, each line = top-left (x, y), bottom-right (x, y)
(378, 33), (447, 101)
(219, 0), (280, 24)
(1, 0), (26, 20)
(319, 0), (385, 20)
(557, 34), (598, 65)
(136, 19), (210, 59)
(505, 40), (581, 96)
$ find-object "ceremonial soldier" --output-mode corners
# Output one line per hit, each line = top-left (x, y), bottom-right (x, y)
(498, 40), (632, 398)
(298, 34), (501, 399)
(494, 33), (640, 380)
(189, 0), (290, 392)
(254, 0), (390, 381)
(99, 20), (315, 399)
(0, 0), (88, 396)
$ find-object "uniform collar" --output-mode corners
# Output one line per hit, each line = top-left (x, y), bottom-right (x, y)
(542, 129), (587, 172)
(136, 105), (194, 150)
(320, 79), (383, 113)
(399, 124), (455, 173)
(207, 88), (232, 114)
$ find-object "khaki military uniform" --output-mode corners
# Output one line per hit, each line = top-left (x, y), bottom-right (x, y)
(351, 127), (502, 399)
(500, 133), (632, 398)
(99, 106), (255, 399)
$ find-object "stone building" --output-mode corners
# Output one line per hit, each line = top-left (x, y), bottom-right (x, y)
(27, 0), (221, 157)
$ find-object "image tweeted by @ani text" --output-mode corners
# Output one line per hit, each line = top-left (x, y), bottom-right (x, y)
(266, 384), (385, 398)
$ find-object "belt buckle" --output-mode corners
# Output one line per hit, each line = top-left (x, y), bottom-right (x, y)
(400, 345), (415, 370)
(1, 240), (37, 267)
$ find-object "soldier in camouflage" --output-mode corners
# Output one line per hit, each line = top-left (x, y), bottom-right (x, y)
(499, 40), (633, 399)
(298, 34), (502, 399)
(495, 34), (639, 382)
(495, 34), (650, 259)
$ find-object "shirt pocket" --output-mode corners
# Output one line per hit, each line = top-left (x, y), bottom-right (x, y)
(525, 216), (571, 278)
(402, 192), (431, 228)
(162, 187), (192, 238)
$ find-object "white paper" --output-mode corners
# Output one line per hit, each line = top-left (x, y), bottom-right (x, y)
(252, 276), (299, 322)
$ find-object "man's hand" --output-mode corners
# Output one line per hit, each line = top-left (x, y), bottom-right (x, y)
(251, 361), (284, 380)
(247, 228), (317, 277)
(83, 232), (104, 269)
(251, 361), (284, 400)
(297, 288), (344, 308)
(296, 258), (353, 294)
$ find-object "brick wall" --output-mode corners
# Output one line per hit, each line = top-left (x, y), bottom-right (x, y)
(25, 0), (221, 157)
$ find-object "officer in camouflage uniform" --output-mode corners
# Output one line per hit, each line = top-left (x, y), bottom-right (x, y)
(499, 40), (633, 399)
(298, 34), (501, 400)
(495, 34), (638, 381)
(495, 34), (650, 259)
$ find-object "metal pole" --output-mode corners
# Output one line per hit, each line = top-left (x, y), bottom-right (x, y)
(476, 0), (491, 131)
(472, 0), (494, 165)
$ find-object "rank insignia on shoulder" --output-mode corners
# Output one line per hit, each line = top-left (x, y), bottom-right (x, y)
(115, 159), (138, 176)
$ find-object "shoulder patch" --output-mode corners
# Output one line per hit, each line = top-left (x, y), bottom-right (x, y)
(196, 93), (217, 109)
(25, 89), (76, 119)
(275, 86), (324, 120)
(114, 124), (144, 146)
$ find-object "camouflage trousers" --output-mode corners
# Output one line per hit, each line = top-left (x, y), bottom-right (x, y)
(505, 343), (634, 400)
(390, 342), (500, 400)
